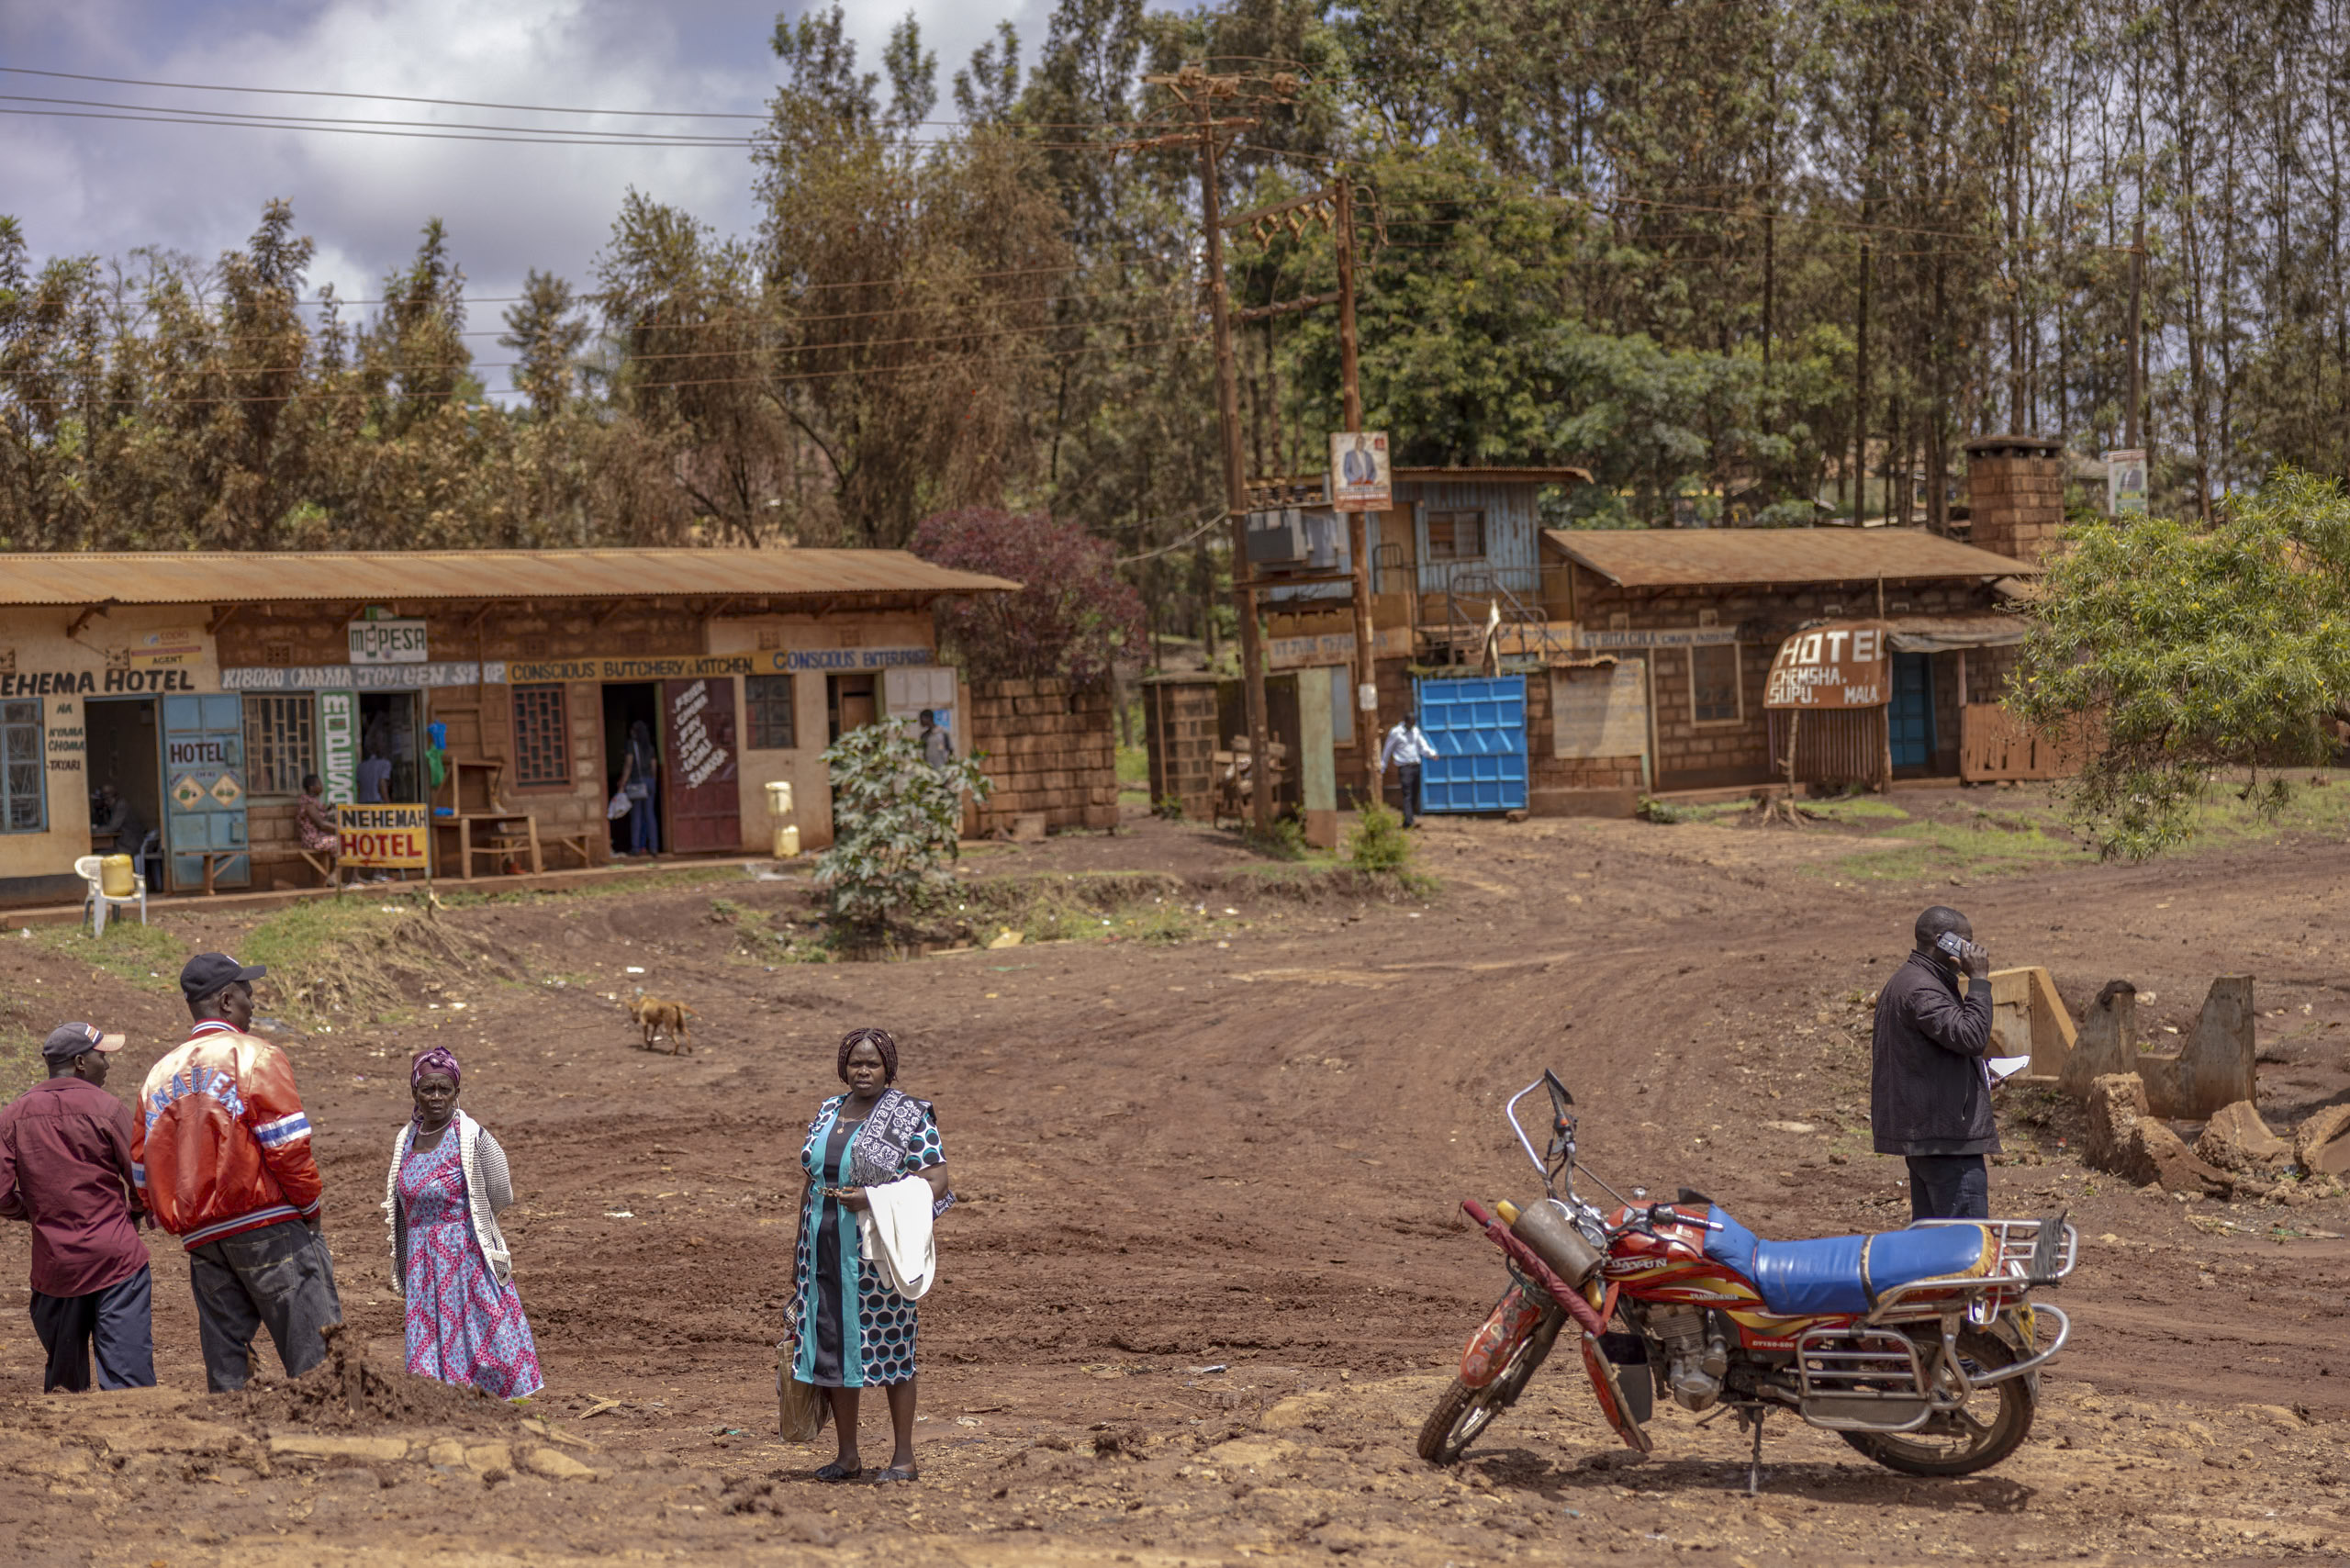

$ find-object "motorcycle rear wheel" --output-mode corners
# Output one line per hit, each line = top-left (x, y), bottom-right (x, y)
(1838, 1326), (2032, 1477)
(1416, 1309), (1563, 1466)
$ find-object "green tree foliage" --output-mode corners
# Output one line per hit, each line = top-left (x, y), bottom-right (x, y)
(2012, 469), (2350, 858)
(816, 717), (990, 942)
(8, 0), (2350, 658)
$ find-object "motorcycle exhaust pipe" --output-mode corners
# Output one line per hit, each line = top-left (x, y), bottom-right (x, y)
(1509, 1199), (1603, 1289)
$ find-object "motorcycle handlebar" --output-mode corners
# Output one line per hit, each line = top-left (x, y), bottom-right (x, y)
(1623, 1204), (1725, 1234)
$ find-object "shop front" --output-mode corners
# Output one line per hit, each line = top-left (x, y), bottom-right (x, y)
(0, 550), (1013, 904)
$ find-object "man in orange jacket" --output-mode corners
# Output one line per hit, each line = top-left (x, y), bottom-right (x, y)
(135, 954), (342, 1391)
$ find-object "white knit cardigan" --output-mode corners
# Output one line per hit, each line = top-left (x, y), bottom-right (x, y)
(383, 1109), (516, 1290)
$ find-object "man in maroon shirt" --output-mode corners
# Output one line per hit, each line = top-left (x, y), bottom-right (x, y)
(0, 1023), (154, 1391)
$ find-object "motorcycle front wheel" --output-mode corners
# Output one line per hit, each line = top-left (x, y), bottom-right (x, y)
(1416, 1308), (1563, 1466)
(1838, 1325), (2033, 1477)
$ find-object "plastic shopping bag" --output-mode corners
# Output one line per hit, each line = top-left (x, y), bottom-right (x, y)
(607, 791), (633, 821)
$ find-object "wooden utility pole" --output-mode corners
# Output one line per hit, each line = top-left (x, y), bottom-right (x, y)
(1336, 176), (1379, 806)
(2125, 212), (2145, 453)
(1192, 83), (1273, 834)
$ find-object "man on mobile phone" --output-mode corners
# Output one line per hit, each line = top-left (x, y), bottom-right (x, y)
(1870, 906), (1998, 1221)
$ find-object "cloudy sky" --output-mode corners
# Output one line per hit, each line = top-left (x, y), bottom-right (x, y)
(1, 0), (1053, 396)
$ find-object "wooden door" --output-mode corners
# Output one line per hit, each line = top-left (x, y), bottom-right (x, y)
(660, 678), (741, 853)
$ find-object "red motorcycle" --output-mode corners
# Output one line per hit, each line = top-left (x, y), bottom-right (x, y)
(1420, 1071), (2076, 1486)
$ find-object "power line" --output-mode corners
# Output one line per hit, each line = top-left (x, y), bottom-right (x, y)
(38, 330), (1208, 409)
(0, 64), (1262, 132)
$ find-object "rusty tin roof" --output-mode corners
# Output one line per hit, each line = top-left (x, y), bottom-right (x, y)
(1542, 528), (2040, 588)
(0, 549), (1019, 608)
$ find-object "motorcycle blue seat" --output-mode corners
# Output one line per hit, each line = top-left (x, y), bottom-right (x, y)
(1702, 1206), (1998, 1317)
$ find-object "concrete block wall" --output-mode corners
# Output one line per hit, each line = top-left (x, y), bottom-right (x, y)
(968, 678), (1119, 833)
(1142, 678), (1221, 823)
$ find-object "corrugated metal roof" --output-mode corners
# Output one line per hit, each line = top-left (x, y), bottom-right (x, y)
(1543, 528), (2040, 588)
(1396, 465), (1595, 486)
(1885, 612), (2031, 653)
(0, 549), (1019, 607)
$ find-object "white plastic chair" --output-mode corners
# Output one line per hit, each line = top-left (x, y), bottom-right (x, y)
(74, 854), (147, 938)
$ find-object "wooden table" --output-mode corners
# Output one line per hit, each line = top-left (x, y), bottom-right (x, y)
(432, 811), (543, 879)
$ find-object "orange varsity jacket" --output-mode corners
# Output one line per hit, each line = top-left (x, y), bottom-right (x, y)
(133, 1021), (323, 1249)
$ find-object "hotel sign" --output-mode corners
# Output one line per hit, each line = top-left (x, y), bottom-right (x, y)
(1764, 621), (1892, 710)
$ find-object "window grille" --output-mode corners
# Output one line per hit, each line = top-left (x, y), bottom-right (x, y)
(512, 685), (570, 788)
(244, 695), (316, 796)
(746, 675), (796, 751)
(0, 700), (43, 832)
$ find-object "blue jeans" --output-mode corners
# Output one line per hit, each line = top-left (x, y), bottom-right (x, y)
(30, 1266), (154, 1392)
(629, 786), (659, 855)
(1907, 1155), (1990, 1222)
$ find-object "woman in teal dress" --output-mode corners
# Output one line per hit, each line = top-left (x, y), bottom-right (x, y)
(792, 1027), (951, 1484)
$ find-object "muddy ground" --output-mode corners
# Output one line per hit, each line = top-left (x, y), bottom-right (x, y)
(2, 783), (2347, 1565)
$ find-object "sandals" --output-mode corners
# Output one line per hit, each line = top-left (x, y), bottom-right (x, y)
(870, 1465), (919, 1485)
(811, 1460), (863, 1483)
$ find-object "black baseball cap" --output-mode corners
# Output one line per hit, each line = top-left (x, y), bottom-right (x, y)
(180, 953), (266, 1003)
(43, 1022), (125, 1061)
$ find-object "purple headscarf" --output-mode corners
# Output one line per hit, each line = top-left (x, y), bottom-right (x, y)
(410, 1045), (463, 1092)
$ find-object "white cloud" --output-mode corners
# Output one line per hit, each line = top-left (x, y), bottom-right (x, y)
(3, 0), (1054, 394)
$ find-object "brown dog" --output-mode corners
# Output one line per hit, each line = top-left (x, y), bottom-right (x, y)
(626, 993), (698, 1055)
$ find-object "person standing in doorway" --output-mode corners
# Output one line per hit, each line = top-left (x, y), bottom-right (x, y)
(136, 954), (342, 1391)
(917, 710), (953, 775)
(618, 720), (660, 857)
(357, 744), (393, 805)
(1378, 708), (1440, 828)
(1871, 907), (1999, 1221)
(0, 1024), (155, 1392)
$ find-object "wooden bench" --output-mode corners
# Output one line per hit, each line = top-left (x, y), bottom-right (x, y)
(541, 830), (599, 870)
(432, 810), (543, 879)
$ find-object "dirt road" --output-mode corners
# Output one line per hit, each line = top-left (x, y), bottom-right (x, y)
(1, 794), (2345, 1564)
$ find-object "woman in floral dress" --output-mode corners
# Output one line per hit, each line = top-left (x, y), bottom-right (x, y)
(791, 1026), (951, 1483)
(383, 1047), (543, 1399)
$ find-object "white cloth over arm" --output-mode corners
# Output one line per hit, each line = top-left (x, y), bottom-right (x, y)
(854, 1176), (937, 1300)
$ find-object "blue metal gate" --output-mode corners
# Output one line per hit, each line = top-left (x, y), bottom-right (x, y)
(1414, 676), (1528, 812)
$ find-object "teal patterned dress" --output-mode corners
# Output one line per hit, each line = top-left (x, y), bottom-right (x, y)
(791, 1094), (946, 1388)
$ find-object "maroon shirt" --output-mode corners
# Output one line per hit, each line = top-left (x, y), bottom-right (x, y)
(0, 1076), (150, 1297)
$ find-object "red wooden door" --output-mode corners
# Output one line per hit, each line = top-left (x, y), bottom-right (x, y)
(660, 678), (742, 853)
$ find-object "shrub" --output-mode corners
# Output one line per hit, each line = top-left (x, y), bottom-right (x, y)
(911, 507), (1145, 686)
(816, 720), (991, 943)
(1347, 801), (1412, 872)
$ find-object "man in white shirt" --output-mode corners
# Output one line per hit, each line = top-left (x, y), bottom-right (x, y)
(1378, 710), (1439, 828)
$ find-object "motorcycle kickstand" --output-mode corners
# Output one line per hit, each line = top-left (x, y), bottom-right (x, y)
(1737, 1407), (1764, 1496)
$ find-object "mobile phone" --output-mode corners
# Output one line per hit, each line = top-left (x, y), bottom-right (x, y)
(1935, 932), (1970, 959)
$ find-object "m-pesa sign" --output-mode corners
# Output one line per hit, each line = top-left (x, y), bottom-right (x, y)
(1763, 621), (1892, 710)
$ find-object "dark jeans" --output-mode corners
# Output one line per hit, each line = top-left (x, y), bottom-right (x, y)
(30, 1266), (155, 1393)
(629, 786), (659, 855)
(1399, 763), (1423, 827)
(188, 1220), (342, 1392)
(1907, 1154), (1990, 1222)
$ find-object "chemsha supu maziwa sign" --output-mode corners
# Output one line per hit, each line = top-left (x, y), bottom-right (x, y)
(1763, 622), (1892, 710)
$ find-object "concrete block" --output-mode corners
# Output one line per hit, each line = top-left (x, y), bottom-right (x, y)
(525, 1447), (597, 1480)
(1528, 787), (1639, 819)
(2196, 1101), (2292, 1173)
(270, 1435), (409, 1462)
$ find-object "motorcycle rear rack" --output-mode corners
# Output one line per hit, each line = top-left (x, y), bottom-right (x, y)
(1865, 1217), (2078, 1325)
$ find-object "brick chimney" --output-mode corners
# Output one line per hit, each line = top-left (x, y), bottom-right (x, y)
(1963, 434), (2067, 566)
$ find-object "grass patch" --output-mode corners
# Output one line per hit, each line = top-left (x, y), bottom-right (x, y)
(240, 896), (488, 1022)
(0, 1027), (42, 1097)
(1116, 743), (1148, 788)
(956, 872), (1203, 946)
(1820, 814), (2092, 883)
(1802, 796), (1911, 823)
(706, 897), (835, 964)
(2174, 771), (2350, 851)
(34, 919), (188, 992)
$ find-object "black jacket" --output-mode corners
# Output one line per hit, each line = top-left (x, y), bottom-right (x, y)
(1870, 951), (1999, 1157)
